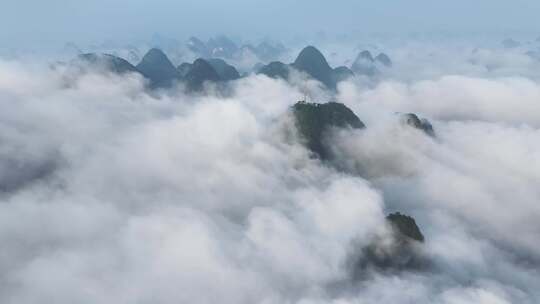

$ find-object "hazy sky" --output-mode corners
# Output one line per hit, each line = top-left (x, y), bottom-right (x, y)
(2, 0), (540, 47)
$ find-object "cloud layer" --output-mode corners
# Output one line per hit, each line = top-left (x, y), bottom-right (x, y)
(0, 49), (539, 303)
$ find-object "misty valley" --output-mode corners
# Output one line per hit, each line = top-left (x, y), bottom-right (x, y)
(1, 28), (540, 304)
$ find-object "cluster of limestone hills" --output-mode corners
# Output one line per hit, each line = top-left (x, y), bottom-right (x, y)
(71, 45), (392, 91)
(73, 49), (239, 91)
(73, 46), (432, 273)
(291, 101), (432, 274)
(292, 101), (434, 160)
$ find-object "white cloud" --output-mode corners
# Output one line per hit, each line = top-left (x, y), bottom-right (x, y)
(0, 48), (539, 304)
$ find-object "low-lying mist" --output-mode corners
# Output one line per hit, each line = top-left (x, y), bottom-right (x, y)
(0, 42), (539, 304)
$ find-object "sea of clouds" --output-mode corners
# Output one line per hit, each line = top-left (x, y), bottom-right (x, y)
(0, 42), (539, 303)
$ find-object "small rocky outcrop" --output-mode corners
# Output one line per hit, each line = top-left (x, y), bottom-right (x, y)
(400, 113), (435, 136)
(351, 212), (428, 278)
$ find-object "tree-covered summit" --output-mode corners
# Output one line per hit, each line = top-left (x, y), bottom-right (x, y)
(292, 101), (365, 159)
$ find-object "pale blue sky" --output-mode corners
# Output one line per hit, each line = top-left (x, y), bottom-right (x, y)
(2, 0), (540, 47)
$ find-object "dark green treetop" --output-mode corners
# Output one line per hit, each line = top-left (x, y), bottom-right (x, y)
(292, 101), (365, 159)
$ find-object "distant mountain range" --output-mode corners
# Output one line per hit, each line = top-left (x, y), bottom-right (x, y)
(74, 48), (242, 91)
(71, 45), (394, 91)
(257, 46), (354, 90)
(256, 46), (395, 89)
(187, 35), (286, 62)
(67, 48), (430, 272)
(73, 53), (139, 74)
(351, 50), (392, 76)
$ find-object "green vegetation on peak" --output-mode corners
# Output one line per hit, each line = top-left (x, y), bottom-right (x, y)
(387, 212), (425, 242)
(351, 212), (427, 277)
(292, 101), (365, 159)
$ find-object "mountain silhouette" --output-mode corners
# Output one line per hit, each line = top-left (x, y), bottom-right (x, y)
(206, 58), (240, 81)
(257, 61), (290, 79)
(351, 50), (378, 76)
(183, 58), (221, 91)
(75, 53), (140, 74)
(187, 36), (210, 57)
(257, 46), (352, 89)
(375, 53), (392, 67)
(387, 212), (425, 242)
(359, 50), (375, 61)
(72, 45), (390, 93)
(292, 46), (335, 89)
(502, 38), (521, 48)
(351, 212), (427, 278)
(136, 48), (180, 88)
(187, 36), (286, 62)
(206, 35), (239, 58)
(177, 62), (193, 78)
(332, 66), (355, 83)
(400, 113), (435, 136)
